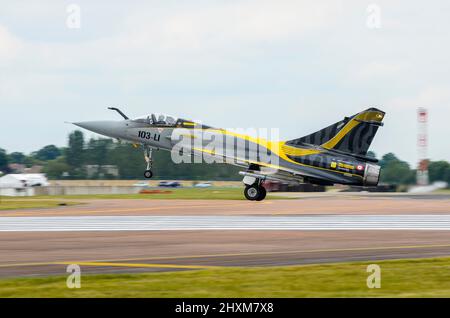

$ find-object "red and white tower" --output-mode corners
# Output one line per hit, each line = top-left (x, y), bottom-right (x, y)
(417, 108), (429, 185)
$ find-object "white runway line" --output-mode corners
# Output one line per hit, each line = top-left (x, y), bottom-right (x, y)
(1, 215), (450, 231)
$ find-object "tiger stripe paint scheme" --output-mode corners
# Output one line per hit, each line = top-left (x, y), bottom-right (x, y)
(73, 108), (385, 200)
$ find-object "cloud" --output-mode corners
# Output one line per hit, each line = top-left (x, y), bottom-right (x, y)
(0, 1), (344, 102)
(0, 25), (23, 62)
(0, 0), (449, 166)
(118, 0), (342, 50)
(352, 61), (410, 81)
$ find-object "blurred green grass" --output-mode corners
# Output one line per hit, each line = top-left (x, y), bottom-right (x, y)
(1, 257), (449, 297)
(434, 189), (450, 194)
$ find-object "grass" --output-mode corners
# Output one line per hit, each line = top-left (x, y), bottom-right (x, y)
(4, 187), (288, 201)
(1, 257), (450, 297)
(434, 189), (450, 194)
(0, 199), (80, 210)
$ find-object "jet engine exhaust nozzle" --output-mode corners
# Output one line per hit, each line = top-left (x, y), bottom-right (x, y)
(363, 163), (381, 187)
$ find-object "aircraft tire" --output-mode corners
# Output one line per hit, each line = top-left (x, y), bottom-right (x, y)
(244, 185), (264, 201)
(144, 170), (153, 179)
(256, 186), (266, 201)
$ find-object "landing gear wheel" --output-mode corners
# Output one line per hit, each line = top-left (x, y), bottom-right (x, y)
(244, 185), (266, 201)
(144, 170), (153, 179)
(256, 186), (266, 201)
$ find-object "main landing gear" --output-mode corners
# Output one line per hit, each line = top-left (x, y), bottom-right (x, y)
(242, 175), (267, 201)
(144, 146), (154, 179)
(244, 184), (267, 201)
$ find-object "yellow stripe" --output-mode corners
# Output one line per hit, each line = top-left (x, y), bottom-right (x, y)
(57, 262), (215, 270)
(108, 243), (450, 260)
(2, 243), (450, 269)
(357, 110), (385, 122)
(281, 144), (321, 156)
(195, 130), (363, 179)
(0, 202), (247, 217)
(321, 110), (384, 150)
(0, 261), (57, 268)
(192, 147), (282, 171)
(321, 121), (360, 149)
(204, 129), (276, 153)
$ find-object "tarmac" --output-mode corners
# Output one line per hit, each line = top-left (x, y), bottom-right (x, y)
(0, 193), (449, 277)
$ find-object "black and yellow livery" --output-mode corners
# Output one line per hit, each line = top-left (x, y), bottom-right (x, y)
(74, 107), (385, 201)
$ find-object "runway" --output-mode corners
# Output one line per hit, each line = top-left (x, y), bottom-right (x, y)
(2, 214), (450, 231)
(1, 230), (450, 277)
(1, 194), (449, 277)
(2, 195), (450, 217)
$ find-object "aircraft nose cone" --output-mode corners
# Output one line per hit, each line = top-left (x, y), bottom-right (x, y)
(73, 122), (94, 130)
(73, 121), (122, 138)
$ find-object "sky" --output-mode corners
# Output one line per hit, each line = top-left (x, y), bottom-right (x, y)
(0, 0), (449, 166)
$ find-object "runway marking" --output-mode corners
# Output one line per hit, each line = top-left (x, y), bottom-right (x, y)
(59, 243), (450, 263)
(2, 215), (450, 231)
(0, 202), (248, 217)
(1, 243), (450, 269)
(0, 261), (58, 268)
(56, 261), (216, 270)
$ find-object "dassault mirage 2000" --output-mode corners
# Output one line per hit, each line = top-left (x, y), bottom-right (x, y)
(73, 107), (385, 201)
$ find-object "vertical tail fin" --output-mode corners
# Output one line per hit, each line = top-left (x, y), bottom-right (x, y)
(287, 108), (385, 156)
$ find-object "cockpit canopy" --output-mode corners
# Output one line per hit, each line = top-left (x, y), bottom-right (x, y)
(132, 113), (211, 128)
(132, 113), (178, 126)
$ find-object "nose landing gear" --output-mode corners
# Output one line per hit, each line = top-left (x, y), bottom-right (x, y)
(144, 146), (154, 179)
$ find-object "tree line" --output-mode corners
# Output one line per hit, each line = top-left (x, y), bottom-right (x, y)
(0, 131), (241, 180)
(0, 130), (449, 185)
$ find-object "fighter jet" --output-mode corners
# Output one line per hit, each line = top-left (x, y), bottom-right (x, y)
(73, 107), (385, 201)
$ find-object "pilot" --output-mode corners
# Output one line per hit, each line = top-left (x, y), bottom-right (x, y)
(166, 116), (175, 125)
(156, 115), (166, 125)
